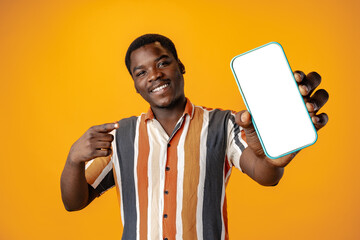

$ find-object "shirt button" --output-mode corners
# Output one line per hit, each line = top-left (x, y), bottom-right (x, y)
(164, 238), (168, 240)
(167, 143), (171, 147)
(164, 190), (169, 194)
(164, 214), (168, 218)
(166, 166), (170, 171)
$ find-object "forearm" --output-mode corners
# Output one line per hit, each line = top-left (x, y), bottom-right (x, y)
(60, 123), (117, 211)
(60, 156), (93, 211)
(240, 147), (284, 186)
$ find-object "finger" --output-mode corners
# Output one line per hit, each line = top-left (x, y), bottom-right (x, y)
(305, 72), (322, 96)
(293, 70), (305, 83)
(88, 132), (114, 142)
(94, 141), (112, 149)
(235, 110), (259, 140)
(298, 72), (322, 97)
(91, 122), (119, 133)
(307, 89), (329, 114)
(93, 148), (112, 158)
(96, 133), (114, 142)
(312, 113), (329, 130)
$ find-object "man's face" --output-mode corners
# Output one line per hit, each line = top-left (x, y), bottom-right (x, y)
(129, 42), (185, 109)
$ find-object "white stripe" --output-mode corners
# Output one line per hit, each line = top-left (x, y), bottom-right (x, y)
(175, 115), (191, 240)
(85, 159), (94, 170)
(227, 114), (245, 172)
(234, 113), (248, 153)
(226, 119), (239, 169)
(133, 118), (141, 240)
(112, 128), (125, 226)
(157, 125), (167, 240)
(90, 129), (116, 189)
(220, 161), (226, 240)
(190, 102), (195, 118)
(197, 108), (209, 240)
(225, 167), (232, 186)
(148, 120), (167, 240)
(91, 160), (113, 189)
(147, 124), (154, 240)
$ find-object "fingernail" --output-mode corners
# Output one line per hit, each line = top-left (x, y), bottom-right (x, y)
(114, 123), (119, 128)
(241, 112), (247, 122)
(302, 85), (308, 92)
(312, 116), (320, 123)
(306, 102), (313, 111)
(294, 73), (301, 82)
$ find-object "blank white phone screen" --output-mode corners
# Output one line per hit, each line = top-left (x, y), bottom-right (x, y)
(231, 42), (317, 159)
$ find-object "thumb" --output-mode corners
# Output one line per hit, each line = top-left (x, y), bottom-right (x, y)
(235, 110), (252, 128)
(235, 110), (264, 156)
(235, 110), (258, 140)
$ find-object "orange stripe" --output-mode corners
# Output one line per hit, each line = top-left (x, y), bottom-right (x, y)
(137, 115), (149, 240)
(163, 120), (185, 240)
(182, 107), (204, 239)
(85, 156), (111, 184)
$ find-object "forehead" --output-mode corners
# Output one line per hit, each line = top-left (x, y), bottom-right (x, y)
(130, 42), (173, 68)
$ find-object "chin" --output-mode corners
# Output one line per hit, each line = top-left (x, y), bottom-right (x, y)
(154, 99), (174, 108)
(152, 95), (182, 109)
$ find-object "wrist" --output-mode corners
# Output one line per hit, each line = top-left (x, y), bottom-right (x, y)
(66, 154), (85, 168)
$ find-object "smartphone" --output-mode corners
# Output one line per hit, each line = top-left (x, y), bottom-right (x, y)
(230, 42), (317, 159)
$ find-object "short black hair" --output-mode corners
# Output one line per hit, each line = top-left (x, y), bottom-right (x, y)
(125, 34), (179, 75)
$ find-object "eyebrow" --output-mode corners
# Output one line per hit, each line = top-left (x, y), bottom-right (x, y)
(155, 54), (169, 62)
(132, 54), (170, 74)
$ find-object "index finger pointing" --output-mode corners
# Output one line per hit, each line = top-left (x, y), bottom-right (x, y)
(92, 122), (119, 133)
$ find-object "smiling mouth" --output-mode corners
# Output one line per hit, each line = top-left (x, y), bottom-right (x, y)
(151, 83), (169, 93)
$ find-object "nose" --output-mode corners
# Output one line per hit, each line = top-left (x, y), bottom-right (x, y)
(148, 68), (163, 82)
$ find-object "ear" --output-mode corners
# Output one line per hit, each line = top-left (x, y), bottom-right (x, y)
(178, 59), (186, 74)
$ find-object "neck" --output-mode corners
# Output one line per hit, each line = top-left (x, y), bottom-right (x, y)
(152, 96), (187, 122)
(151, 96), (187, 136)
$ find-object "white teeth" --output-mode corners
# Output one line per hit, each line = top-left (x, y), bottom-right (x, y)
(152, 83), (169, 93)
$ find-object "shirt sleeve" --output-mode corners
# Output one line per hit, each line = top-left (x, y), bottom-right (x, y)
(85, 130), (116, 195)
(226, 112), (248, 172)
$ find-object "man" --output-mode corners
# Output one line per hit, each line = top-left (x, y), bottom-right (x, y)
(60, 34), (329, 240)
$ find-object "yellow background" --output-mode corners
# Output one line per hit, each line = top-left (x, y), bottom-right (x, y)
(1, 0), (359, 239)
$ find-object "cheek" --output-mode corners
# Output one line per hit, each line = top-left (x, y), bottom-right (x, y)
(174, 71), (184, 88)
(134, 79), (145, 91)
(133, 82), (139, 93)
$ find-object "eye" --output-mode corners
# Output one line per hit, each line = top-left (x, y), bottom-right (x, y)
(158, 60), (170, 68)
(135, 70), (146, 77)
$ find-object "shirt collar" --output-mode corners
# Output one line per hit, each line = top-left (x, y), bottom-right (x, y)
(144, 98), (194, 122)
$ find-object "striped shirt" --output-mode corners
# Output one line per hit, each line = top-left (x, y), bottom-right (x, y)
(85, 99), (247, 240)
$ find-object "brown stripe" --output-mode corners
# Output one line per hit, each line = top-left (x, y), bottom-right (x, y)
(137, 115), (149, 240)
(85, 156), (111, 184)
(163, 120), (185, 240)
(182, 107), (204, 239)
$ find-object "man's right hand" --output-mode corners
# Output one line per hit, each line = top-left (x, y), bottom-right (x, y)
(68, 122), (119, 165)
